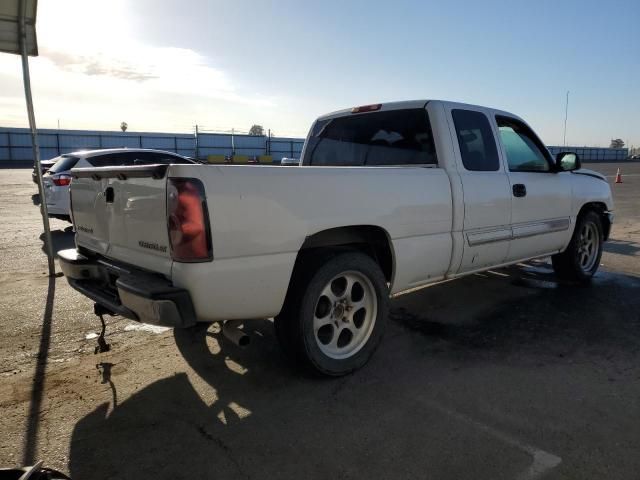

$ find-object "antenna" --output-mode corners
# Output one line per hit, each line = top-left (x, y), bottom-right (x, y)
(563, 90), (569, 147)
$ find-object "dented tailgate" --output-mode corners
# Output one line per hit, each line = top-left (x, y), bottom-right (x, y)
(70, 165), (173, 276)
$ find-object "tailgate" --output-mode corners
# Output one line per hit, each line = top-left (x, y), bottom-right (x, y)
(70, 165), (172, 276)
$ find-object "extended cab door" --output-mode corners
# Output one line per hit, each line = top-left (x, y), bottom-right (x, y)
(495, 116), (572, 261)
(447, 107), (512, 273)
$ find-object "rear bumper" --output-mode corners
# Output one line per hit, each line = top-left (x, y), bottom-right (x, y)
(46, 204), (68, 216)
(58, 248), (196, 327)
(44, 185), (70, 216)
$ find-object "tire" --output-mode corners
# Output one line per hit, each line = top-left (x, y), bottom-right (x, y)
(274, 251), (389, 376)
(552, 210), (603, 283)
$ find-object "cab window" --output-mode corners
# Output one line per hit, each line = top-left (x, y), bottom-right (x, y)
(451, 109), (499, 171)
(305, 108), (437, 166)
(496, 116), (552, 172)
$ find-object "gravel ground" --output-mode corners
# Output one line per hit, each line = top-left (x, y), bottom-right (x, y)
(0, 163), (639, 479)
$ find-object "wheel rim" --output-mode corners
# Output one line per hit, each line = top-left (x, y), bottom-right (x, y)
(577, 221), (600, 272)
(313, 271), (378, 360)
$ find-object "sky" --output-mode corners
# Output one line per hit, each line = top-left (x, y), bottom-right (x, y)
(0, 0), (638, 146)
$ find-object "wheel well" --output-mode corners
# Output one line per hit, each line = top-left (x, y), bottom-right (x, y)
(578, 202), (611, 240)
(295, 225), (394, 283)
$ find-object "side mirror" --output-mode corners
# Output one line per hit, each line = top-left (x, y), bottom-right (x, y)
(555, 151), (581, 172)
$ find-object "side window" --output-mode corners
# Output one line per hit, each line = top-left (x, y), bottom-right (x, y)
(127, 152), (158, 165)
(305, 109), (437, 166)
(88, 152), (190, 167)
(128, 152), (154, 165)
(144, 152), (191, 164)
(496, 117), (551, 172)
(451, 109), (499, 171)
(87, 153), (129, 167)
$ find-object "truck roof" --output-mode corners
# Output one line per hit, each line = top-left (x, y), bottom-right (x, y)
(317, 99), (522, 123)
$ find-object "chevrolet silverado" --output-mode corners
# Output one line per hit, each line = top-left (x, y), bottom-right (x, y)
(58, 100), (614, 375)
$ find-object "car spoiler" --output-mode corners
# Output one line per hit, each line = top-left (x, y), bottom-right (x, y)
(71, 164), (169, 180)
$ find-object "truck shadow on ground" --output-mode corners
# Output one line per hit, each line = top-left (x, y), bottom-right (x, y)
(603, 238), (640, 257)
(390, 263), (640, 359)
(66, 263), (640, 479)
(68, 321), (304, 479)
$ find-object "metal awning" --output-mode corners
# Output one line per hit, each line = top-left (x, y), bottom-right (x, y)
(0, 0), (38, 55)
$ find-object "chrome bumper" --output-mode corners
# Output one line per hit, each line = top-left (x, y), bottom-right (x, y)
(58, 248), (196, 327)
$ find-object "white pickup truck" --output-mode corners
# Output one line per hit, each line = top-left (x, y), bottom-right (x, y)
(59, 100), (614, 375)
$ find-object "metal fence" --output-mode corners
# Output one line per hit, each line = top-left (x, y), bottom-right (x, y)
(196, 132), (304, 160)
(547, 146), (629, 162)
(0, 126), (305, 164)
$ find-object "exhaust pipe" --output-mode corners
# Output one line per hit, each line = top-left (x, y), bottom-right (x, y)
(222, 320), (250, 347)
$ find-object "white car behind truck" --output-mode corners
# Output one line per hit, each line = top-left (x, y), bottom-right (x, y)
(43, 149), (195, 221)
(59, 100), (614, 375)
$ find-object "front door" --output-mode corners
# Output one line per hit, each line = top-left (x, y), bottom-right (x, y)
(495, 116), (572, 262)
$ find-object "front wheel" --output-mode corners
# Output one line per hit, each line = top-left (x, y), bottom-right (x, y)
(275, 251), (389, 376)
(552, 210), (603, 283)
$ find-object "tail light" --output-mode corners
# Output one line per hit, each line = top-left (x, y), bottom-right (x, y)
(52, 174), (72, 186)
(167, 178), (212, 262)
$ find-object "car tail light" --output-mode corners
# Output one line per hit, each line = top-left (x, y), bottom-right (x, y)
(351, 103), (381, 113)
(167, 178), (212, 262)
(52, 174), (72, 186)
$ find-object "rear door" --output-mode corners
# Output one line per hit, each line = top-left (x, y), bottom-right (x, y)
(495, 116), (572, 261)
(71, 164), (173, 276)
(447, 107), (512, 273)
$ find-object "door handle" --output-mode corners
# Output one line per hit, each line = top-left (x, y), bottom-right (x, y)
(105, 187), (114, 203)
(512, 184), (527, 198)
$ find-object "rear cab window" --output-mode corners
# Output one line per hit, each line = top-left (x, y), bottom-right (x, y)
(303, 108), (437, 166)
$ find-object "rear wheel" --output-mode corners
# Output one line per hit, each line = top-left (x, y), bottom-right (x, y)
(275, 251), (388, 376)
(552, 210), (603, 283)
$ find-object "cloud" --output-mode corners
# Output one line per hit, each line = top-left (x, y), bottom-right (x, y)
(0, 0), (284, 132)
(30, 41), (275, 108)
(42, 49), (158, 82)
(84, 61), (158, 82)
(41, 51), (151, 82)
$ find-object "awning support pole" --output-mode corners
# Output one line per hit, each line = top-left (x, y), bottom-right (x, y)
(19, 0), (55, 276)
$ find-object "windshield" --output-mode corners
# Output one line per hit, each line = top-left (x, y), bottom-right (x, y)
(48, 155), (80, 174)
